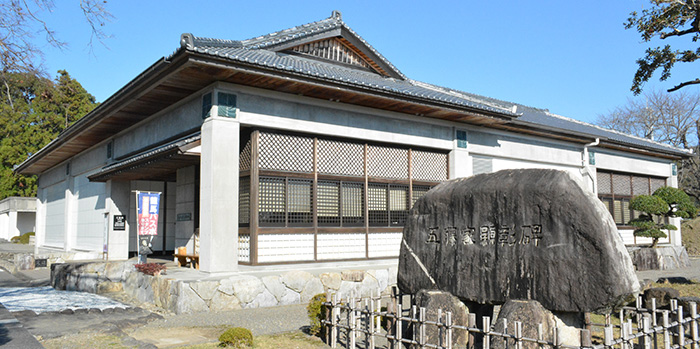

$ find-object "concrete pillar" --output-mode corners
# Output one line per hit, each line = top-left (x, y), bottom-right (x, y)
(65, 176), (76, 252)
(35, 191), (46, 255)
(7, 211), (18, 239)
(175, 166), (197, 253)
(200, 116), (239, 273)
(106, 180), (131, 260)
(449, 149), (471, 179)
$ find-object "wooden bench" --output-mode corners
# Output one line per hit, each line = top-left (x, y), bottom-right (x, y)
(173, 253), (199, 269)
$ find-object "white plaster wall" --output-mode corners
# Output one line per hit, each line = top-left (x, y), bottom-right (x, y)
(595, 149), (672, 178)
(73, 174), (106, 251)
(106, 180), (131, 260)
(44, 181), (67, 248)
(175, 166), (196, 254)
(0, 213), (8, 240)
(16, 212), (35, 235)
(113, 97), (202, 159)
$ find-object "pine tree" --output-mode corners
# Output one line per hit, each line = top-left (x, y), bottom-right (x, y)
(0, 70), (97, 199)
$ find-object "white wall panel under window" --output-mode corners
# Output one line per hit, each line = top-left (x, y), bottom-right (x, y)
(44, 181), (66, 247)
(317, 233), (365, 259)
(368, 232), (402, 257)
(257, 234), (314, 262)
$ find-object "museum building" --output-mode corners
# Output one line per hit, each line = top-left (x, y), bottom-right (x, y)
(15, 11), (691, 273)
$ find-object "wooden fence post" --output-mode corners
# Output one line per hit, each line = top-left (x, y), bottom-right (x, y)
(538, 323), (544, 349)
(331, 293), (339, 348)
(395, 294), (402, 349)
(603, 323), (613, 347)
(349, 296), (356, 349)
(580, 329), (592, 348)
(515, 321), (523, 349)
(419, 307), (426, 348)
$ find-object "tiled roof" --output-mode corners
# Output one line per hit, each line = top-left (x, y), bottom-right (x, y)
(179, 12), (690, 157)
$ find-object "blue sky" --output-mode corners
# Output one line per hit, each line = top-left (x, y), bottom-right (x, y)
(34, 1), (700, 124)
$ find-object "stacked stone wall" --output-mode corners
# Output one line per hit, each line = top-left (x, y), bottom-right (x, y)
(51, 261), (397, 314)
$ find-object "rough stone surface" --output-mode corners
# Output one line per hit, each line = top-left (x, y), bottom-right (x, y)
(493, 300), (555, 349)
(96, 281), (123, 294)
(190, 281), (220, 301)
(261, 276), (288, 301)
(398, 169), (639, 312)
(644, 287), (681, 308)
(210, 290), (242, 311)
(247, 288), (277, 308)
(415, 290), (470, 347)
(229, 275), (265, 303)
(630, 246), (692, 271)
(175, 283), (209, 314)
(368, 269), (389, 293)
(279, 289), (301, 305)
(341, 270), (365, 282)
(677, 296), (700, 312)
(14, 254), (34, 270)
(281, 270), (313, 293)
(301, 278), (324, 302)
(320, 272), (342, 290)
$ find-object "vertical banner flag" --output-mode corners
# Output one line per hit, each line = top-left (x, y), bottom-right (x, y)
(137, 192), (161, 236)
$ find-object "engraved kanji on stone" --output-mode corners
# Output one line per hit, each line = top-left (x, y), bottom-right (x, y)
(480, 225), (496, 246)
(520, 225), (533, 245)
(426, 227), (441, 244)
(532, 224), (543, 246)
(498, 226), (510, 246)
(461, 227), (475, 245)
(444, 226), (457, 246)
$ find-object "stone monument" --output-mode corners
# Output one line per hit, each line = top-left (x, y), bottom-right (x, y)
(397, 169), (639, 345)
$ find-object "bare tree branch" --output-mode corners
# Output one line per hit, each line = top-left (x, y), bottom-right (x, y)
(668, 78), (700, 92)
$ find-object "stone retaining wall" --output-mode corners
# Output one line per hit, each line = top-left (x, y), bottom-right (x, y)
(51, 261), (397, 314)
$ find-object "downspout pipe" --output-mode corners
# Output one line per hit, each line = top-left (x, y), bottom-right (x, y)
(582, 138), (600, 194)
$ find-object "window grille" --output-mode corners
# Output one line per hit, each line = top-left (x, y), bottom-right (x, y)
(389, 185), (409, 226)
(318, 139), (364, 176)
(287, 179), (313, 226)
(259, 177), (286, 226)
(632, 176), (649, 196)
(239, 139), (252, 171)
(612, 174), (631, 196)
(238, 234), (250, 262)
(341, 182), (364, 226)
(239, 177), (250, 225)
(317, 180), (340, 226)
(412, 150), (448, 181)
(367, 145), (408, 179)
(368, 183), (388, 226)
(217, 92), (237, 118)
(456, 130), (467, 149)
(598, 171), (668, 226)
(201, 92), (212, 119)
(650, 178), (666, 193)
(412, 185), (432, 206)
(597, 172), (611, 194)
(258, 133), (313, 173)
(472, 155), (492, 175)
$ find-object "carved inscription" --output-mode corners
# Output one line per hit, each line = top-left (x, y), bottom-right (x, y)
(426, 224), (543, 247)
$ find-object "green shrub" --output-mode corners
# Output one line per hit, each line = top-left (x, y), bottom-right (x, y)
(18, 232), (34, 244)
(218, 327), (253, 348)
(307, 293), (327, 336)
(10, 236), (20, 243)
(630, 186), (697, 247)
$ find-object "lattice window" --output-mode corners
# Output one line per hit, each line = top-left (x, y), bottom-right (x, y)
(367, 145), (408, 179)
(317, 180), (340, 226)
(342, 182), (364, 226)
(239, 177), (250, 225)
(288, 38), (373, 69)
(259, 132), (313, 173)
(412, 185), (432, 206)
(259, 177), (286, 226)
(632, 176), (649, 196)
(612, 174), (631, 196)
(650, 178), (666, 194)
(389, 185), (409, 226)
(597, 172), (612, 194)
(287, 179), (313, 226)
(412, 150), (448, 181)
(238, 234), (250, 262)
(318, 139), (364, 177)
(239, 139), (252, 171)
(368, 183), (388, 226)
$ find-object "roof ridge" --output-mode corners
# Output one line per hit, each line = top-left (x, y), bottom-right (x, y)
(544, 111), (691, 152)
(181, 33), (243, 49)
(241, 14), (342, 49)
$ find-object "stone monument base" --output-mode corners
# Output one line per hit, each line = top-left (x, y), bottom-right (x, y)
(628, 246), (691, 271)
